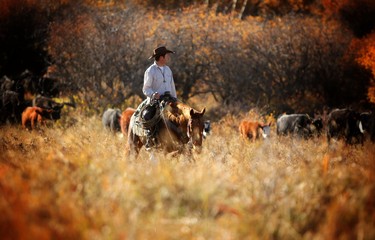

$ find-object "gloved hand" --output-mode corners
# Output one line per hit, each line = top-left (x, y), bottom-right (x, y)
(152, 92), (160, 100)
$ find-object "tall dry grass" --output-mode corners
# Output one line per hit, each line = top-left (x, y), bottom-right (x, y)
(1, 111), (374, 239)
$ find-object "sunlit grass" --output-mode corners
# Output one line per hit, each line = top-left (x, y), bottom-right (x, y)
(1, 113), (374, 239)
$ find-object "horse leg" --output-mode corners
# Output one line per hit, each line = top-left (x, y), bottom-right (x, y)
(127, 129), (143, 158)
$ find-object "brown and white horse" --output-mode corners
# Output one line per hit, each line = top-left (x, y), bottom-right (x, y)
(127, 101), (206, 156)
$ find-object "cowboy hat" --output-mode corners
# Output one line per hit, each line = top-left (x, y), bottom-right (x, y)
(148, 46), (175, 60)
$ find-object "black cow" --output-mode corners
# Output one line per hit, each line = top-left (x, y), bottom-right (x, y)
(32, 95), (75, 120)
(102, 108), (122, 133)
(276, 114), (323, 138)
(326, 108), (364, 145)
(33, 95), (61, 109)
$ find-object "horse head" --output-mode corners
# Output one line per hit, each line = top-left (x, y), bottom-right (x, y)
(187, 107), (206, 149)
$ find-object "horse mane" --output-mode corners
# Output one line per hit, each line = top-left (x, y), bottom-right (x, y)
(175, 102), (193, 117)
(164, 101), (192, 126)
(165, 111), (187, 126)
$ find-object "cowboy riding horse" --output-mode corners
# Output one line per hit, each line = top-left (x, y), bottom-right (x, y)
(127, 92), (206, 156)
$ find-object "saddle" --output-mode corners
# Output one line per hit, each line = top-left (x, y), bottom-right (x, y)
(131, 92), (177, 137)
(131, 102), (159, 137)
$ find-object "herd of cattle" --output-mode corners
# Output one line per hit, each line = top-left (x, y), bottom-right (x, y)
(103, 106), (374, 146)
(239, 108), (375, 145)
(0, 71), (75, 129)
(2, 70), (374, 146)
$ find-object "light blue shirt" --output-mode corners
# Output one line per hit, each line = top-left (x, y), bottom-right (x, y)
(143, 62), (177, 99)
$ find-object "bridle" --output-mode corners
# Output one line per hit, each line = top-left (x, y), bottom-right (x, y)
(186, 115), (204, 148)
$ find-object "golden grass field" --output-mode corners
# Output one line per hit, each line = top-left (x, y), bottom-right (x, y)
(1, 110), (375, 240)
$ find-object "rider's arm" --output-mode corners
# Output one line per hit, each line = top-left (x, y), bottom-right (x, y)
(143, 67), (155, 98)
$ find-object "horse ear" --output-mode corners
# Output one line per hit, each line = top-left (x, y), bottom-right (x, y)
(190, 108), (206, 117)
(200, 108), (206, 115)
(190, 109), (195, 117)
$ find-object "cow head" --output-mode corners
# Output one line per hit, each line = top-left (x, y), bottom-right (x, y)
(260, 122), (272, 138)
(310, 117), (323, 136)
(359, 112), (372, 133)
(50, 104), (64, 120)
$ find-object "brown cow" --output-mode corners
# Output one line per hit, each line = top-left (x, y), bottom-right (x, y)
(120, 107), (136, 136)
(239, 120), (271, 142)
(22, 106), (53, 130)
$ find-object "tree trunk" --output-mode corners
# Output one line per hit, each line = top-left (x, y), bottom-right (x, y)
(239, 0), (248, 19)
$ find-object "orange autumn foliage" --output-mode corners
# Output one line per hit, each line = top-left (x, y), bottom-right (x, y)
(349, 33), (375, 103)
(356, 34), (375, 77)
(321, 0), (349, 14)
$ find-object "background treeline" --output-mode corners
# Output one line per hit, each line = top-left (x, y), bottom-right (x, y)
(0, 0), (374, 116)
